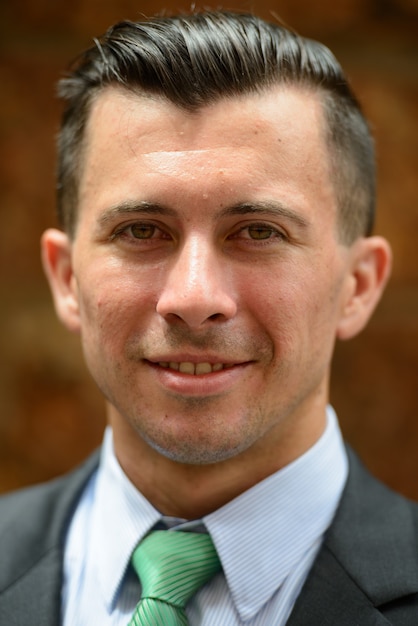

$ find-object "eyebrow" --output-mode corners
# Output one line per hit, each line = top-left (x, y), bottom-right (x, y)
(97, 200), (176, 226)
(220, 201), (311, 229)
(97, 199), (310, 229)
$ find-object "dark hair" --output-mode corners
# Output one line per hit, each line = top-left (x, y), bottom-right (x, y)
(57, 10), (375, 243)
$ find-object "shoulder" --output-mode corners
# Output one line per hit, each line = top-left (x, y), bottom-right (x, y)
(328, 448), (418, 619)
(0, 453), (99, 623)
(327, 446), (418, 557)
(0, 451), (100, 571)
(337, 447), (418, 531)
(288, 448), (418, 625)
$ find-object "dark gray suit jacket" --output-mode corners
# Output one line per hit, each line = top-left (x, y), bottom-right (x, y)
(1, 448), (418, 625)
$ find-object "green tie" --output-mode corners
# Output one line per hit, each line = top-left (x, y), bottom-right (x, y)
(128, 530), (221, 626)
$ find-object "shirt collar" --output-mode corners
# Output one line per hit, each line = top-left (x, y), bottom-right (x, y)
(92, 406), (347, 618)
(91, 430), (161, 611)
(203, 405), (348, 621)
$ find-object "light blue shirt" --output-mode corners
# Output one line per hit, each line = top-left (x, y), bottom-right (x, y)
(62, 406), (348, 625)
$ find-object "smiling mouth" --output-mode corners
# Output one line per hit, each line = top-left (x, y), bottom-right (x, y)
(156, 361), (233, 375)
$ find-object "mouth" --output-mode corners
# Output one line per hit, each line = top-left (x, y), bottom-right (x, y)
(153, 361), (235, 375)
(144, 357), (252, 395)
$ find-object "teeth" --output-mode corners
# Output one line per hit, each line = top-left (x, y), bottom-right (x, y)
(195, 362), (213, 375)
(158, 361), (226, 375)
(179, 362), (195, 374)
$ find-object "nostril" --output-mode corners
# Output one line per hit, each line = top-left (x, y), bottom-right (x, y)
(208, 312), (223, 321)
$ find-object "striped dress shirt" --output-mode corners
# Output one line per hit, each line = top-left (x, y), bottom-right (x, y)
(62, 406), (348, 625)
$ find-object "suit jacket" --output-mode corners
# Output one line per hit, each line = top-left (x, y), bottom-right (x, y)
(1, 448), (418, 625)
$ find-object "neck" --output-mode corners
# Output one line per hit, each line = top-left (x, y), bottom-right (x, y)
(109, 405), (327, 519)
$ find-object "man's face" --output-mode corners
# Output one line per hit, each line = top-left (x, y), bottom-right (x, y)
(59, 86), (359, 465)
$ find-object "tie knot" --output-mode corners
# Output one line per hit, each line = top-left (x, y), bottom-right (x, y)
(132, 530), (221, 609)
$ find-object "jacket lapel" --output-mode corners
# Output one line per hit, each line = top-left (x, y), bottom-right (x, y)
(0, 547), (63, 626)
(0, 452), (100, 626)
(287, 448), (418, 625)
(287, 543), (393, 625)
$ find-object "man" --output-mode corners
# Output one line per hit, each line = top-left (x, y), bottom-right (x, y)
(0, 10), (416, 625)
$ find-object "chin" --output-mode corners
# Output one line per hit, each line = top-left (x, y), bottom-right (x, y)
(145, 432), (248, 466)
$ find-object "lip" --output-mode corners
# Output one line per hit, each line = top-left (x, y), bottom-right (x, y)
(144, 358), (251, 396)
(146, 352), (241, 364)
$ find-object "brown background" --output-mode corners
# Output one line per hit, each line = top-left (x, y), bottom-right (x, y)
(0, 0), (417, 496)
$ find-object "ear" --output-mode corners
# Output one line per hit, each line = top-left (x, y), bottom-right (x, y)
(41, 228), (81, 333)
(337, 236), (392, 341)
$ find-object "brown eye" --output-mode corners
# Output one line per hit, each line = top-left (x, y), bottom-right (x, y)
(247, 225), (275, 240)
(130, 223), (156, 239)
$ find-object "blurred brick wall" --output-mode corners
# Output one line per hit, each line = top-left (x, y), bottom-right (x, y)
(0, 0), (417, 496)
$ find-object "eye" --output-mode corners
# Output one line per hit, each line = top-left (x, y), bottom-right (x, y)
(246, 225), (277, 240)
(110, 221), (171, 243)
(231, 222), (286, 242)
(130, 223), (158, 239)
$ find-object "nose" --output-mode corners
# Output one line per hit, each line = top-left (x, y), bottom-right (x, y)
(156, 237), (237, 329)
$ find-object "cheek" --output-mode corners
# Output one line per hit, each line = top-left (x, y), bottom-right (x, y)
(240, 266), (310, 326)
(241, 261), (343, 353)
(75, 268), (155, 348)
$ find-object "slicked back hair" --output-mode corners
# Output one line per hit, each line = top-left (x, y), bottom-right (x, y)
(57, 11), (375, 243)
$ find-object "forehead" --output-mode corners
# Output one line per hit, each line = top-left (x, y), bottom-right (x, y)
(84, 84), (327, 150)
(78, 85), (336, 223)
